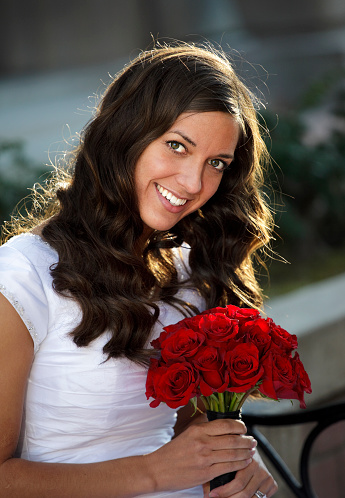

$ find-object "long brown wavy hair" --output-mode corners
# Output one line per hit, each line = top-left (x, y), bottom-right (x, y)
(10, 42), (274, 364)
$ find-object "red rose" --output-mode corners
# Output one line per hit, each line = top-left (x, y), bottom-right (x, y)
(272, 353), (296, 395)
(226, 305), (261, 324)
(241, 318), (272, 355)
(226, 343), (264, 392)
(151, 332), (168, 350)
(192, 346), (229, 396)
(146, 358), (161, 407)
(159, 327), (206, 363)
(257, 348), (278, 400)
(291, 352), (312, 409)
(268, 319), (298, 352)
(260, 348), (311, 408)
(200, 313), (239, 347)
(146, 360), (199, 409)
(150, 327), (179, 350)
(169, 315), (203, 332)
(147, 304), (311, 413)
(260, 347), (298, 400)
(151, 315), (203, 350)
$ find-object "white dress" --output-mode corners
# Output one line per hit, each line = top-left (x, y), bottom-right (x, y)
(0, 233), (204, 497)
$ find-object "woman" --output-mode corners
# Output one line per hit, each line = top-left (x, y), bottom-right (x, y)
(0, 43), (278, 497)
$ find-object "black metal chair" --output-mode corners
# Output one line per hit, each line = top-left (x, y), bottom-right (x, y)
(242, 401), (345, 498)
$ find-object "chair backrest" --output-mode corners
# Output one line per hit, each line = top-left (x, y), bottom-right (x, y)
(242, 402), (345, 498)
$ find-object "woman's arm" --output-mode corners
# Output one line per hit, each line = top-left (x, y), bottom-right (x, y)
(0, 293), (155, 498)
(0, 293), (256, 497)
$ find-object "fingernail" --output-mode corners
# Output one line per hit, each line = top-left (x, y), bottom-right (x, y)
(209, 493), (220, 498)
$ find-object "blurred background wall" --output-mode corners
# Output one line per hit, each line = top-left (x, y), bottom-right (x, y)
(2, 0), (345, 151)
(2, 0), (345, 101)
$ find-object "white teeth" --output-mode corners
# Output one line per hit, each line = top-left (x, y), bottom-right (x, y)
(156, 184), (187, 206)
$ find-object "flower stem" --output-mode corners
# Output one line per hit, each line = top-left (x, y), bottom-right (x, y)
(218, 392), (225, 412)
(201, 396), (210, 411)
(229, 393), (240, 412)
(207, 394), (220, 411)
(224, 391), (231, 410)
(237, 387), (258, 410)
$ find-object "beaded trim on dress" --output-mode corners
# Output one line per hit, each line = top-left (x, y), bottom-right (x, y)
(0, 284), (39, 352)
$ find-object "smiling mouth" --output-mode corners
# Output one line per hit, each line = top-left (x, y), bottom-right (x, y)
(156, 184), (188, 206)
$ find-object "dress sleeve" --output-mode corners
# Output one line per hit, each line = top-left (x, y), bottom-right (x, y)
(0, 244), (49, 353)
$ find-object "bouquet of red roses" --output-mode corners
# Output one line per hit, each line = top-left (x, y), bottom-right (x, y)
(146, 304), (312, 414)
(146, 304), (311, 491)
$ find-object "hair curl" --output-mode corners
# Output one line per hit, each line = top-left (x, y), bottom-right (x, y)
(15, 42), (274, 364)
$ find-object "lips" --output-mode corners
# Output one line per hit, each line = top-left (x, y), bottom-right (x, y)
(156, 183), (187, 207)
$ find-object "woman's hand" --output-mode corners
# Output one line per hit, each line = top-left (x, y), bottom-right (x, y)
(203, 446), (278, 498)
(145, 418), (257, 493)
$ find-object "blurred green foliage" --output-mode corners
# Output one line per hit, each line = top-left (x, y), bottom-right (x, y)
(262, 107), (345, 259)
(258, 77), (345, 294)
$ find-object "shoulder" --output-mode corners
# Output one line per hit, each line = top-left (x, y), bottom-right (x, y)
(0, 232), (58, 294)
(0, 233), (58, 352)
(0, 232), (57, 264)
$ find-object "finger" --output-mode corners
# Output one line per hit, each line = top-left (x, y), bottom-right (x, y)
(264, 478), (279, 497)
(246, 468), (278, 498)
(208, 457), (253, 482)
(246, 479), (273, 498)
(204, 419), (247, 436)
(210, 447), (256, 465)
(246, 480), (277, 498)
(210, 434), (257, 451)
(210, 468), (278, 498)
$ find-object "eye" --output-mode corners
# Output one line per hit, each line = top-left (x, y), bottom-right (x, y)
(166, 141), (186, 153)
(208, 158), (229, 172)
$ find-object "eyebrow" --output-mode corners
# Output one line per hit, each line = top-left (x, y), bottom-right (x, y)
(170, 130), (234, 159)
(171, 130), (197, 147)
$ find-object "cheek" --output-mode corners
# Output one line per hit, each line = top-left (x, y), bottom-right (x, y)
(203, 173), (223, 201)
(136, 154), (173, 186)
(134, 160), (156, 197)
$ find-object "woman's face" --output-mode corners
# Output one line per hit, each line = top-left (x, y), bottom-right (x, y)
(134, 111), (240, 235)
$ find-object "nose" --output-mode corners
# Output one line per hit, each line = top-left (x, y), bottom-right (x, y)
(176, 162), (203, 195)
